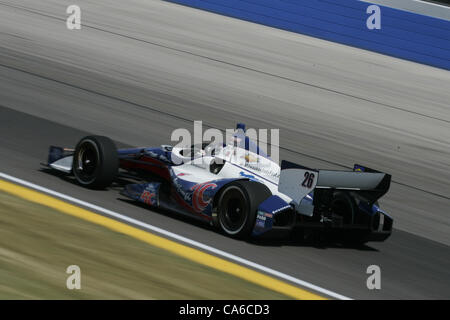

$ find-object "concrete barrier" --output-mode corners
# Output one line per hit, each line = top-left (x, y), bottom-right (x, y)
(166, 0), (450, 70)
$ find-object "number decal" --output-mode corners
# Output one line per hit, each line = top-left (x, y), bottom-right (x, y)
(301, 171), (315, 189)
(301, 172), (308, 187)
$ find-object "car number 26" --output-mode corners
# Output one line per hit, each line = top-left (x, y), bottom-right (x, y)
(302, 171), (315, 189)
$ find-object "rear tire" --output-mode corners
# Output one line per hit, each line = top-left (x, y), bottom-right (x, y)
(72, 136), (118, 189)
(217, 180), (271, 239)
(331, 191), (356, 224)
(331, 191), (369, 245)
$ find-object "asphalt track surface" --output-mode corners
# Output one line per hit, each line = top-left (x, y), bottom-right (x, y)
(0, 0), (449, 299)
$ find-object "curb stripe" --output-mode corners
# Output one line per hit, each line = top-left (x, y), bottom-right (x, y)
(0, 172), (351, 300)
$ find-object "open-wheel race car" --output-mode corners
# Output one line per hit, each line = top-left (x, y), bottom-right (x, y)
(45, 123), (393, 243)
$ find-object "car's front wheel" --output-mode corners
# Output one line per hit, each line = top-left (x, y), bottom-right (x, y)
(72, 135), (118, 189)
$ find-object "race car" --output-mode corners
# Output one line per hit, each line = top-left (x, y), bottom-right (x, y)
(45, 123), (393, 243)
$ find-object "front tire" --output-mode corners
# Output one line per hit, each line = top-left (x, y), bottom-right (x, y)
(72, 136), (118, 189)
(217, 180), (271, 239)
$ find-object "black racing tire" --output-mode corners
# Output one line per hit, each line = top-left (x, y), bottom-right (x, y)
(217, 180), (272, 239)
(72, 135), (118, 189)
(331, 192), (372, 246)
(331, 191), (356, 225)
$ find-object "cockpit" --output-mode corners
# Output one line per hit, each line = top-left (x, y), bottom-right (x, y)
(170, 123), (277, 179)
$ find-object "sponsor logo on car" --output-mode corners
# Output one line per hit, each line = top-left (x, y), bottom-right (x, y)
(239, 171), (260, 182)
(140, 190), (157, 206)
(191, 182), (217, 213)
(256, 220), (266, 228)
(244, 162), (280, 179)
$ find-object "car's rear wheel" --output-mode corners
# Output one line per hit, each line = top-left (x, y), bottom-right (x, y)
(72, 136), (118, 189)
(217, 180), (271, 238)
(331, 191), (356, 224)
(331, 191), (370, 245)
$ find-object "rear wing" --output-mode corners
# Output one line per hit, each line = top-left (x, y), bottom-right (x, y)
(278, 160), (391, 208)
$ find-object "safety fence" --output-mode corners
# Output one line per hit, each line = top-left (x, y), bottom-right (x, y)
(166, 0), (450, 70)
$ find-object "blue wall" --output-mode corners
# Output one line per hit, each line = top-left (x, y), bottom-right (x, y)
(166, 0), (450, 70)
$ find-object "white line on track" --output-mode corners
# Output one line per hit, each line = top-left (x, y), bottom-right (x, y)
(413, 0), (450, 9)
(0, 171), (352, 300)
